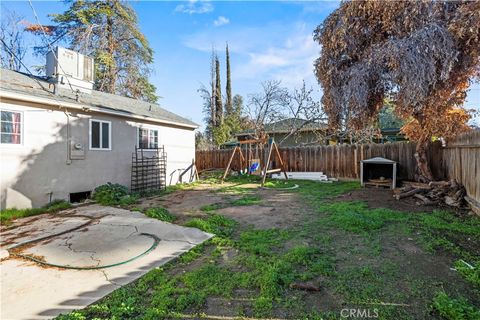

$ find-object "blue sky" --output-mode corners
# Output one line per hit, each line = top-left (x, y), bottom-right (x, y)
(2, 0), (479, 127)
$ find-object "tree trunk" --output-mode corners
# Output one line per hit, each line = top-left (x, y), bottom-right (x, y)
(414, 140), (434, 183)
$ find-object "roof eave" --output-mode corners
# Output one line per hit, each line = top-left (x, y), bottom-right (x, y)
(0, 89), (198, 130)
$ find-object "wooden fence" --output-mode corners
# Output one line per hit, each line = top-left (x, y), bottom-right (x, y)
(196, 131), (479, 208)
(441, 131), (480, 211)
(196, 142), (445, 180)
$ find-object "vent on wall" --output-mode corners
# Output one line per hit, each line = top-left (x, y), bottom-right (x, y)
(69, 191), (91, 203)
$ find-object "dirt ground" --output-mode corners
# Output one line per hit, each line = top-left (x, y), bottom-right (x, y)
(137, 184), (306, 229)
(127, 181), (479, 319)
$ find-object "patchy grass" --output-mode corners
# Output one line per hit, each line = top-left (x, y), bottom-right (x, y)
(263, 180), (298, 189)
(144, 207), (176, 223)
(0, 200), (71, 225)
(184, 214), (237, 238)
(199, 203), (223, 213)
(229, 195), (262, 206)
(454, 260), (480, 288)
(431, 291), (480, 320)
(55, 179), (480, 320)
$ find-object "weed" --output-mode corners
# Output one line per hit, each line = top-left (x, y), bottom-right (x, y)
(145, 207), (176, 223)
(93, 183), (137, 206)
(431, 291), (480, 320)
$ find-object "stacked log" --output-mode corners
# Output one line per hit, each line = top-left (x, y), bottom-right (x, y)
(394, 179), (467, 208)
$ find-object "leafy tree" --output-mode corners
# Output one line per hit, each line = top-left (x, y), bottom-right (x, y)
(224, 94), (244, 137)
(225, 43), (232, 116)
(314, 1), (479, 182)
(211, 122), (230, 146)
(28, 0), (157, 102)
(0, 10), (27, 71)
(377, 101), (405, 129)
(195, 131), (212, 150)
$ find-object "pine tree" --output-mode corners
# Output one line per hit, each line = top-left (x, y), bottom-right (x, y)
(225, 43), (233, 117)
(36, 0), (157, 103)
(215, 56), (223, 125)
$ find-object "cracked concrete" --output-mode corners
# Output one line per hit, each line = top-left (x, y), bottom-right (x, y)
(0, 204), (212, 320)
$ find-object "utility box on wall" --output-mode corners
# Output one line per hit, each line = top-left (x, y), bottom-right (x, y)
(70, 140), (86, 160)
(360, 157), (397, 189)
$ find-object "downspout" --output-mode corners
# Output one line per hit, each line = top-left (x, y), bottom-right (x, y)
(54, 81), (72, 165)
(64, 109), (72, 165)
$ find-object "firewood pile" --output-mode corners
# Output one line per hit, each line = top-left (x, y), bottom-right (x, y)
(394, 179), (467, 208)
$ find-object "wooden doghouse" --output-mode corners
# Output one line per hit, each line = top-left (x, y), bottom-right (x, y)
(360, 157), (397, 189)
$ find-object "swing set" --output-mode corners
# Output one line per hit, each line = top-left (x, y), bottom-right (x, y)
(221, 138), (288, 186)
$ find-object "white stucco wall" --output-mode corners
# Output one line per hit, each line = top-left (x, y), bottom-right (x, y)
(0, 101), (196, 209)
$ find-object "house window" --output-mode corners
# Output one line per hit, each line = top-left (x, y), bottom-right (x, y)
(138, 128), (158, 149)
(1, 110), (22, 144)
(89, 119), (111, 150)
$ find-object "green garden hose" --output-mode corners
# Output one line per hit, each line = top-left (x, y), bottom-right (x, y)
(6, 214), (160, 270)
(10, 233), (160, 270)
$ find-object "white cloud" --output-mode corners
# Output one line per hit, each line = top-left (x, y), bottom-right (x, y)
(213, 16), (230, 27)
(182, 22), (321, 93)
(175, 0), (213, 14)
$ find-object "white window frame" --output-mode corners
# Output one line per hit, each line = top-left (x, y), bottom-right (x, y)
(89, 119), (111, 151)
(0, 109), (24, 146)
(137, 127), (159, 149)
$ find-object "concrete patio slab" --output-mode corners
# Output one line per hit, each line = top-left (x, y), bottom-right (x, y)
(0, 204), (212, 320)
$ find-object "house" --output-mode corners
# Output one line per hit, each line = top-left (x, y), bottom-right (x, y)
(231, 119), (407, 147)
(235, 118), (329, 147)
(0, 48), (197, 209)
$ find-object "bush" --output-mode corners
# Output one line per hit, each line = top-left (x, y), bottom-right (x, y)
(93, 183), (136, 205)
(145, 207), (176, 223)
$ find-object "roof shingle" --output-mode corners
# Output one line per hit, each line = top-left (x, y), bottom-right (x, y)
(0, 68), (197, 128)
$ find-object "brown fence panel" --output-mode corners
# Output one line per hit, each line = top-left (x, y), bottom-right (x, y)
(441, 131), (480, 209)
(196, 131), (479, 205)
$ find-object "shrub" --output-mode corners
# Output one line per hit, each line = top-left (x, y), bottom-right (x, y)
(93, 183), (135, 205)
(145, 207), (176, 223)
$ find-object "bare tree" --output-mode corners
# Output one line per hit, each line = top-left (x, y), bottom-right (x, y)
(246, 80), (287, 139)
(277, 81), (328, 145)
(0, 10), (27, 71)
(247, 80), (329, 145)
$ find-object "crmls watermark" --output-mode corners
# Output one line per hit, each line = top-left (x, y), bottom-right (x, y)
(340, 308), (379, 318)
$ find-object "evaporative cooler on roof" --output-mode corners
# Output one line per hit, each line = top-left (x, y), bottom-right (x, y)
(360, 157), (397, 189)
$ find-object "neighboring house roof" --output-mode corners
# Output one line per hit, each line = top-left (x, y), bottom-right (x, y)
(0, 68), (198, 129)
(236, 118), (327, 136)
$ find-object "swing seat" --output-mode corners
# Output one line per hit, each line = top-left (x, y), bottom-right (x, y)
(250, 162), (260, 172)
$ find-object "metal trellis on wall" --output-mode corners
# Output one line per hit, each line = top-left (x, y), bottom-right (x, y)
(131, 146), (167, 194)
